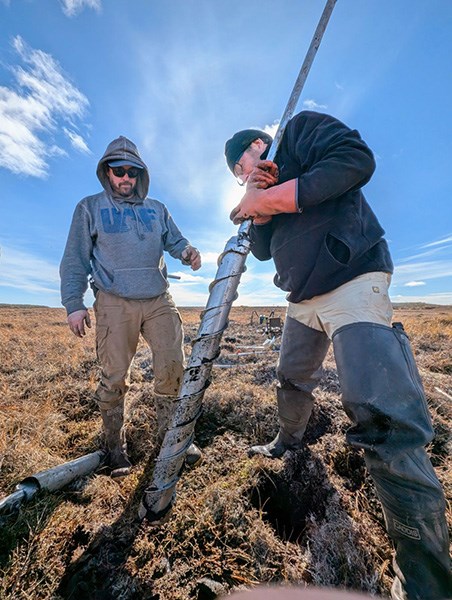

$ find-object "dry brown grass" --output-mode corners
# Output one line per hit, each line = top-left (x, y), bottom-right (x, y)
(0, 304), (450, 599)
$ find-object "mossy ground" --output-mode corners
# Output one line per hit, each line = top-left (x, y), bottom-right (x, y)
(0, 305), (450, 599)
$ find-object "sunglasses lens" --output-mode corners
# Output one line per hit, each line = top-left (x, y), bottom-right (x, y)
(111, 167), (139, 178)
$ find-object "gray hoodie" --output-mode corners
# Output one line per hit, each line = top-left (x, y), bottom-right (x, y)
(60, 136), (191, 315)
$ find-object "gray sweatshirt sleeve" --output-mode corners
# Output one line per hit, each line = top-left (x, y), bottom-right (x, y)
(162, 206), (191, 259)
(59, 201), (93, 315)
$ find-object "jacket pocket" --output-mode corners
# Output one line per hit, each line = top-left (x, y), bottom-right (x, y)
(315, 233), (351, 276)
(328, 197), (385, 264)
(325, 211), (385, 265)
(325, 233), (351, 265)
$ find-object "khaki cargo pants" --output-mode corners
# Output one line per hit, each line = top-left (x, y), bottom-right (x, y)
(93, 290), (184, 412)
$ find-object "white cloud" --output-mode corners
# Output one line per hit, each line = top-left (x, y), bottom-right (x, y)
(63, 127), (91, 154)
(0, 243), (210, 307)
(420, 234), (452, 249)
(398, 234), (452, 264)
(136, 47), (228, 206)
(134, 35), (273, 210)
(228, 266), (285, 306)
(390, 259), (452, 305)
(169, 276), (286, 308)
(170, 286), (208, 307)
(303, 99), (327, 110)
(397, 247), (448, 263)
(0, 245), (60, 295)
(393, 260), (452, 284)
(167, 271), (211, 285)
(236, 289), (286, 306)
(0, 36), (90, 177)
(165, 249), (287, 307)
(197, 252), (223, 266)
(60, 0), (101, 17)
(263, 121), (280, 138)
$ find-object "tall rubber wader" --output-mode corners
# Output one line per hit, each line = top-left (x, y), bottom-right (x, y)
(333, 322), (452, 600)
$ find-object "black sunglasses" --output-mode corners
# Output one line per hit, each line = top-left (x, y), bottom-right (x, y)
(110, 166), (140, 179)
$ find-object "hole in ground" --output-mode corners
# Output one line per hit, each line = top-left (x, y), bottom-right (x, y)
(331, 446), (367, 490)
(250, 449), (333, 543)
(303, 404), (333, 444)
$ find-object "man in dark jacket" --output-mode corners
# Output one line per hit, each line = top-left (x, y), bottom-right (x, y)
(60, 136), (202, 477)
(225, 111), (451, 600)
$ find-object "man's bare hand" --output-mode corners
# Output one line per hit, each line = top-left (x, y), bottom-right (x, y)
(229, 160), (279, 225)
(229, 188), (269, 225)
(181, 245), (201, 271)
(230, 177), (297, 225)
(67, 309), (91, 338)
(246, 160), (279, 190)
(230, 202), (272, 225)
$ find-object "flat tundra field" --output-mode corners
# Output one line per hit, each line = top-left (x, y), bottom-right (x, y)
(0, 304), (451, 599)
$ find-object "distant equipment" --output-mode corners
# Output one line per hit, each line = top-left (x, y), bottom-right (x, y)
(250, 310), (284, 337)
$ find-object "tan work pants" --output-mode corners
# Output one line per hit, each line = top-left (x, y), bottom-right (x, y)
(287, 271), (393, 339)
(94, 290), (184, 411)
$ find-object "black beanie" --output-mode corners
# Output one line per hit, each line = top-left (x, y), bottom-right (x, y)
(224, 129), (273, 173)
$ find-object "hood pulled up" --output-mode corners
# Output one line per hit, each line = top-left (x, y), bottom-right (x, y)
(96, 135), (150, 200)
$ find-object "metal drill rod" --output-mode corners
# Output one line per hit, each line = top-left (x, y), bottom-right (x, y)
(138, 0), (337, 525)
(268, 0), (337, 163)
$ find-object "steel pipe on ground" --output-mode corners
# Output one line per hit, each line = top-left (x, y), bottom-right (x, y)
(0, 451), (105, 517)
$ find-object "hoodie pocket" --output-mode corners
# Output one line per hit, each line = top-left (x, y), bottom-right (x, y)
(111, 267), (168, 299)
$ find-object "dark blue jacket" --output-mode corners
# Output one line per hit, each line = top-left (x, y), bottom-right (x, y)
(250, 111), (393, 302)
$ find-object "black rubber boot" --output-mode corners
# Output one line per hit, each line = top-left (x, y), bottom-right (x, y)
(367, 448), (452, 600)
(333, 321), (452, 600)
(248, 388), (313, 458)
(100, 403), (132, 478)
(249, 318), (330, 459)
(248, 432), (298, 459)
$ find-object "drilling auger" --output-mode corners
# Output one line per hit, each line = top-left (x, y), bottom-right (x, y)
(138, 0), (338, 525)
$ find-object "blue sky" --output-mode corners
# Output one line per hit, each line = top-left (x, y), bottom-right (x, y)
(1, 0), (451, 308)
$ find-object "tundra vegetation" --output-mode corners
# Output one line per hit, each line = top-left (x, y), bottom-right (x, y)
(0, 304), (450, 599)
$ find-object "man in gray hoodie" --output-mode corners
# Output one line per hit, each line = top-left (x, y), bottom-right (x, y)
(60, 136), (202, 477)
